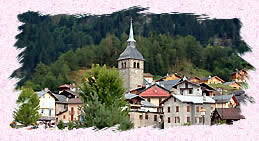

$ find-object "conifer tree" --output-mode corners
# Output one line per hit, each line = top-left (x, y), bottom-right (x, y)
(13, 87), (40, 126)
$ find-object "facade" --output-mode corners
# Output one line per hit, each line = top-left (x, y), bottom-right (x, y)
(138, 84), (171, 107)
(232, 69), (248, 82)
(144, 73), (154, 83)
(128, 111), (162, 128)
(36, 89), (58, 124)
(223, 81), (241, 90)
(199, 76), (225, 84)
(118, 19), (144, 91)
(160, 94), (215, 128)
(211, 94), (239, 112)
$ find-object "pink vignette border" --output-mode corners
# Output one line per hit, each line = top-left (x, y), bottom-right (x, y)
(0, 0), (259, 140)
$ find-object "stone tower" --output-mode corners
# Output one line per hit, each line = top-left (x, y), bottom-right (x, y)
(118, 18), (144, 91)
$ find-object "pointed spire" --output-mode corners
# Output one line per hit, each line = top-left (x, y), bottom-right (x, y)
(127, 17), (136, 42)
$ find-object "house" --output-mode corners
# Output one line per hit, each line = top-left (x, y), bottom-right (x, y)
(223, 81), (241, 90)
(199, 76), (225, 84)
(54, 90), (83, 123)
(200, 83), (216, 97)
(232, 69), (248, 82)
(189, 77), (201, 83)
(125, 93), (162, 128)
(36, 88), (58, 125)
(138, 84), (171, 107)
(144, 73), (154, 83)
(211, 94), (239, 112)
(211, 108), (245, 125)
(160, 94), (215, 128)
(156, 73), (182, 82)
(58, 84), (76, 93)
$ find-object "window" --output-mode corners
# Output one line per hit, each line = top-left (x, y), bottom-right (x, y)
(187, 117), (190, 122)
(180, 90), (184, 95)
(137, 63), (140, 68)
(199, 117), (202, 123)
(145, 114), (148, 120)
(187, 106), (190, 112)
(63, 115), (66, 119)
(147, 98), (151, 102)
(134, 62), (136, 68)
(175, 117), (180, 123)
(168, 117), (171, 123)
(41, 109), (44, 114)
(185, 83), (188, 88)
(168, 107), (170, 113)
(139, 115), (143, 120)
(121, 62), (123, 68)
(154, 115), (157, 121)
(49, 109), (51, 116)
(189, 89), (193, 94)
(174, 98), (176, 102)
(196, 106), (199, 112)
(176, 106), (179, 112)
(124, 62), (126, 68)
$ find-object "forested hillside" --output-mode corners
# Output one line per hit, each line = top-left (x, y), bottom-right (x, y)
(11, 7), (253, 90)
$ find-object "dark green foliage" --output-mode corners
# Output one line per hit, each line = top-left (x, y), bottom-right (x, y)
(68, 121), (74, 130)
(57, 120), (65, 130)
(11, 8), (252, 88)
(79, 65), (132, 130)
(13, 87), (40, 126)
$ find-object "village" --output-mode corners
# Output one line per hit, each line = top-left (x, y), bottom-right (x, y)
(12, 20), (248, 130)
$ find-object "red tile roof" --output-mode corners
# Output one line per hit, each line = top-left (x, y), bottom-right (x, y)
(139, 84), (170, 98)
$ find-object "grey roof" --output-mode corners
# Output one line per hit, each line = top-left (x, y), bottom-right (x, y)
(158, 79), (181, 90)
(212, 94), (233, 103)
(36, 90), (48, 98)
(125, 93), (144, 100)
(53, 94), (68, 103)
(141, 100), (157, 108)
(199, 77), (210, 81)
(117, 46), (144, 61)
(173, 94), (215, 104)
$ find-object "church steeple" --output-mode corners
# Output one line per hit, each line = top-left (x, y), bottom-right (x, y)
(127, 17), (136, 43)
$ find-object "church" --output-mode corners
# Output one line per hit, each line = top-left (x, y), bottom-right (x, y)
(117, 19), (145, 91)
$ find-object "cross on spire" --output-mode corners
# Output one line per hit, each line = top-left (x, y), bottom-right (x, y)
(127, 17), (136, 42)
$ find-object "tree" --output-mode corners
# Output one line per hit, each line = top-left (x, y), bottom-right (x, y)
(13, 87), (40, 126)
(57, 120), (65, 130)
(79, 64), (132, 130)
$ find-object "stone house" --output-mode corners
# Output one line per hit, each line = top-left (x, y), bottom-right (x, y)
(160, 94), (215, 128)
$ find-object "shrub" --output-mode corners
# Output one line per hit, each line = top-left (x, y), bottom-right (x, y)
(68, 121), (74, 130)
(183, 122), (191, 126)
(57, 120), (65, 130)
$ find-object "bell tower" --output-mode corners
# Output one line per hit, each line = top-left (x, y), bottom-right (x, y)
(117, 18), (144, 91)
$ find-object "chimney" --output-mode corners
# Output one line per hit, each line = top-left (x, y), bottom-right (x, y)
(44, 88), (49, 92)
(203, 94), (206, 101)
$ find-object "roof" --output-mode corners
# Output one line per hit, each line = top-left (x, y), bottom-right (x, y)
(212, 94), (234, 103)
(141, 100), (157, 108)
(67, 98), (83, 104)
(200, 76), (225, 83)
(125, 93), (144, 100)
(200, 83), (215, 91)
(53, 94), (67, 103)
(160, 94), (215, 105)
(223, 81), (241, 86)
(36, 90), (58, 100)
(139, 84), (171, 98)
(144, 73), (154, 77)
(58, 84), (74, 88)
(117, 46), (144, 61)
(215, 108), (245, 120)
(156, 73), (182, 82)
(158, 79), (181, 90)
